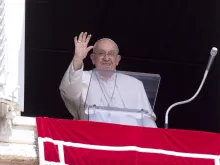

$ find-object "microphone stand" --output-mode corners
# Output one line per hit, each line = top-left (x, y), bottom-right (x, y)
(165, 47), (218, 129)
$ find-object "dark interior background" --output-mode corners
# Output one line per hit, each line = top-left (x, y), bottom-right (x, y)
(24, 0), (220, 132)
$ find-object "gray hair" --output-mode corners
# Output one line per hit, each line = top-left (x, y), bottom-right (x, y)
(93, 38), (119, 54)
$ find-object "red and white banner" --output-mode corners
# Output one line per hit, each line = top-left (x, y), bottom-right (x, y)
(36, 117), (220, 165)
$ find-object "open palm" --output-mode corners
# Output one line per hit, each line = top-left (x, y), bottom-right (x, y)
(74, 32), (93, 60)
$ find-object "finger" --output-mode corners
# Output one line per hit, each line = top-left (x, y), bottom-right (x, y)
(78, 32), (83, 42)
(87, 46), (94, 53)
(82, 32), (87, 42)
(86, 34), (92, 44)
(74, 36), (77, 44)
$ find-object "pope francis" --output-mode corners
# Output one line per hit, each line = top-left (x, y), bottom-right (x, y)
(59, 32), (157, 128)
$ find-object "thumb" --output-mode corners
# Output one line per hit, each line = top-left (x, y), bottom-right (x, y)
(87, 46), (94, 53)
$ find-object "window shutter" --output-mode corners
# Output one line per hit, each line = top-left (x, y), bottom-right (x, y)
(0, 0), (25, 111)
(0, 0), (7, 98)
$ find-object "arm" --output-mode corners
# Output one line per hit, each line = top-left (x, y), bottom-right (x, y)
(138, 81), (157, 120)
(137, 82), (157, 128)
(59, 60), (84, 119)
(59, 32), (93, 119)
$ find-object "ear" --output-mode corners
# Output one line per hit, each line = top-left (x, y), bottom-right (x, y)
(116, 55), (121, 65)
(90, 53), (95, 65)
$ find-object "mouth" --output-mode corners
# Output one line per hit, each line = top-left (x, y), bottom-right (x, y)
(101, 63), (112, 67)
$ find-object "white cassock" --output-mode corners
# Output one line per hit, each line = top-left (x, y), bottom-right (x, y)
(59, 61), (157, 128)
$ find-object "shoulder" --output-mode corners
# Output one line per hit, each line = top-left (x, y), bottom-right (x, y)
(82, 70), (92, 76)
(117, 73), (142, 86)
(82, 70), (92, 84)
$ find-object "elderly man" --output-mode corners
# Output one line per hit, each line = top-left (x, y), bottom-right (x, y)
(59, 32), (157, 127)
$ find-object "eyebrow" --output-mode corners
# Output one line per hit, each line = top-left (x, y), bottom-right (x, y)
(96, 49), (117, 54)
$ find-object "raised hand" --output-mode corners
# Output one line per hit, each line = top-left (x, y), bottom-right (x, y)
(74, 32), (93, 61)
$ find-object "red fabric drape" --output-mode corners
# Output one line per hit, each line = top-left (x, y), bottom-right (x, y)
(36, 117), (220, 165)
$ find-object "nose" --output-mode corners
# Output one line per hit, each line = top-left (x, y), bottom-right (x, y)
(103, 54), (110, 60)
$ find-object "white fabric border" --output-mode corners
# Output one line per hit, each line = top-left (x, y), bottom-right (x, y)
(38, 137), (220, 165)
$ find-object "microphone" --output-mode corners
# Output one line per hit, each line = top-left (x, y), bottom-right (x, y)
(165, 47), (218, 129)
(206, 47), (218, 71)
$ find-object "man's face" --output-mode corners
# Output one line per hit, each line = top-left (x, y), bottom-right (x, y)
(90, 40), (121, 70)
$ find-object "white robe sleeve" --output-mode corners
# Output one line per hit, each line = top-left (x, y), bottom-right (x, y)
(135, 81), (157, 128)
(139, 81), (156, 120)
(59, 61), (84, 119)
